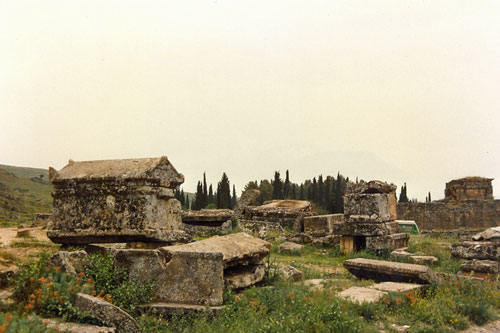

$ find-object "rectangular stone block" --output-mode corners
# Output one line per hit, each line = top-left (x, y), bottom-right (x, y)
(461, 259), (499, 274)
(155, 251), (224, 306)
(344, 258), (438, 284)
(451, 241), (500, 261)
(344, 193), (397, 223)
(366, 233), (409, 250)
(333, 221), (400, 236)
(303, 214), (344, 235)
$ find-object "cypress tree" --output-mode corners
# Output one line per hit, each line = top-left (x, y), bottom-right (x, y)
(283, 170), (291, 199)
(208, 184), (214, 204)
(193, 181), (204, 210)
(202, 172), (208, 208)
(272, 172), (284, 199)
(216, 173), (232, 209)
(185, 194), (190, 209)
(231, 185), (237, 208)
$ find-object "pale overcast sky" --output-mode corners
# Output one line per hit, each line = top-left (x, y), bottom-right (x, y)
(1, 0), (499, 200)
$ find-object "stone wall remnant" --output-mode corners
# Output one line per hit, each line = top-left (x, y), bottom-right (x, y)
(397, 177), (499, 232)
(47, 157), (190, 245)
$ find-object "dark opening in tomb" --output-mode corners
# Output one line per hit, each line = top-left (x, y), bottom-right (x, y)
(353, 236), (366, 251)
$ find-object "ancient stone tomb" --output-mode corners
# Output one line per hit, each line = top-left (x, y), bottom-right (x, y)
(335, 180), (409, 253)
(47, 157), (190, 245)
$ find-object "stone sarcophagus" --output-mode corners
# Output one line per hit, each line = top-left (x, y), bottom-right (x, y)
(47, 157), (190, 245)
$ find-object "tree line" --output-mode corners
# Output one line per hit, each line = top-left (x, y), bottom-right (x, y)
(244, 170), (350, 214)
(179, 172), (238, 210)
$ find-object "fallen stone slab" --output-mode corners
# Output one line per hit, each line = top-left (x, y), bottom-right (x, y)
(409, 256), (438, 266)
(472, 227), (500, 241)
(161, 233), (270, 291)
(369, 281), (423, 293)
(461, 259), (499, 274)
(44, 318), (115, 333)
(366, 233), (410, 250)
(451, 241), (500, 260)
(74, 293), (140, 333)
(278, 241), (304, 254)
(142, 302), (224, 316)
(390, 249), (412, 262)
(344, 258), (438, 284)
(161, 232), (270, 267)
(302, 279), (328, 291)
(339, 286), (387, 303)
(234, 189), (260, 217)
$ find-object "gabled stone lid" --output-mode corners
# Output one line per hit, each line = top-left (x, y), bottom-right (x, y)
(49, 156), (184, 187)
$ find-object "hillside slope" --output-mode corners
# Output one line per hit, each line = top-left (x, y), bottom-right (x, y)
(0, 164), (52, 226)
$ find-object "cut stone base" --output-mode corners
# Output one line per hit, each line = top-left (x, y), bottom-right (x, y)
(366, 233), (409, 250)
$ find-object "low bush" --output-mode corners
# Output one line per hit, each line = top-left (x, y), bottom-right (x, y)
(84, 253), (154, 313)
(0, 312), (54, 333)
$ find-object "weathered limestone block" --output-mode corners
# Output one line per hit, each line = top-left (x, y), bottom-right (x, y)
(472, 227), (500, 241)
(409, 256), (438, 266)
(344, 193), (397, 223)
(112, 249), (166, 284)
(303, 214), (343, 236)
(451, 241), (500, 261)
(339, 286), (387, 303)
(445, 177), (493, 202)
(333, 221), (400, 236)
(369, 281), (423, 293)
(346, 180), (397, 195)
(244, 200), (316, 232)
(74, 293), (139, 333)
(390, 248), (412, 262)
(49, 251), (89, 275)
(278, 241), (303, 254)
(154, 251), (224, 306)
(48, 157), (190, 245)
(181, 209), (233, 236)
(280, 265), (303, 281)
(311, 234), (340, 247)
(32, 213), (52, 227)
(461, 259), (499, 274)
(234, 189), (260, 217)
(366, 233), (409, 250)
(161, 233), (270, 290)
(344, 258), (438, 284)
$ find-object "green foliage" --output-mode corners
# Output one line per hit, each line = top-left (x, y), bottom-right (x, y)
(10, 251), (94, 322)
(408, 236), (462, 273)
(84, 253), (154, 313)
(354, 302), (383, 322)
(0, 312), (55, 332)
(262, 255), (281, 285)
(141, 282), (367, 332)
(216, 172), (232, 209)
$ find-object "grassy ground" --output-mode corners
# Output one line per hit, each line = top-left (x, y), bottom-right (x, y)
(1, 233), (499, 332)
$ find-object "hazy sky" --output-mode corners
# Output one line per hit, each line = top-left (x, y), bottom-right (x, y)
(1, 0), (499, 200)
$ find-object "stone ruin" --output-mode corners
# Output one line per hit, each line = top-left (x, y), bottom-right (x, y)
(398, 176), (499, 232)
(451, 227), (500, 279)
(45, 156), (271, 316)
(240, 199), (317, 234)
(181, 209), (233, 236)
(445, 176), (494, 202)
(334, 180), (409, 253)
(47, 157), (190, 245)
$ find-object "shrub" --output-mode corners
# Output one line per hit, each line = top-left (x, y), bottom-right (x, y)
(0, 312), (55, 333)
(354, 302), (383, 322)
(84, 253), (154, 313)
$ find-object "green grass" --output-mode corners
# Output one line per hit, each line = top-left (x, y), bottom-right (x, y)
(0, 165), (52, 226)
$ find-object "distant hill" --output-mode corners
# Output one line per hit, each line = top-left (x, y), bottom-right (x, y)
(0, 164), (52, 226)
